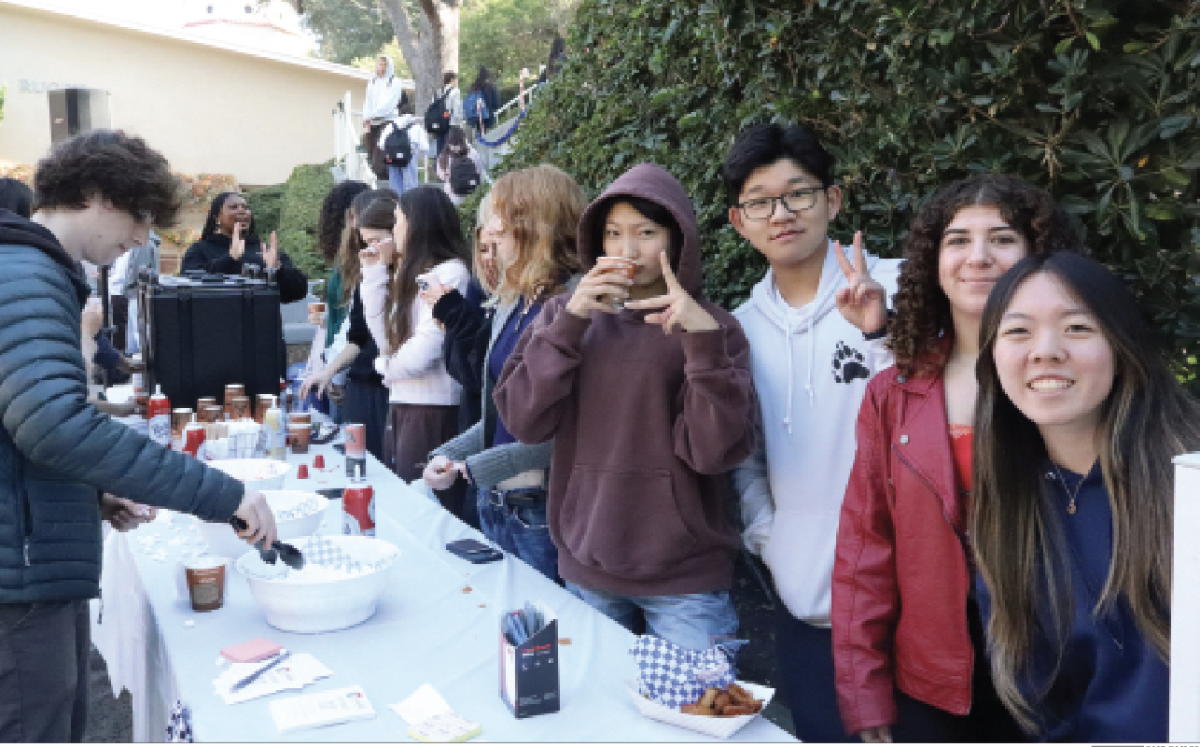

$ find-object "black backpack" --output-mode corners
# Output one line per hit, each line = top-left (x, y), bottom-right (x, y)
(448, 154), (481, 196)
(382, 123), (415, 167)
(424, 89), (451, 136)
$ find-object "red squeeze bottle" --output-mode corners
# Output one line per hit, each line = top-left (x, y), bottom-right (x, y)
(342, 466), (375, 537)
(148, 385), (171, 448)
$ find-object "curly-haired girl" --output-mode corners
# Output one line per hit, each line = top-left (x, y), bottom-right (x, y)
(831, 174), (1082, 741)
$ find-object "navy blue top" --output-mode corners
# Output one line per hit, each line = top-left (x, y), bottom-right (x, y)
(977, 461), (1169, 742)
(487, 297), (542, 448)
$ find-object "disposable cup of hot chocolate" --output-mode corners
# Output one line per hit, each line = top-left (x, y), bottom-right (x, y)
(595, 256), (638, 306)
(199, 404), (223, 423)
(229, 395), (251, 421)
(288, 423), (311, 454)
(184, 555), (227, 612)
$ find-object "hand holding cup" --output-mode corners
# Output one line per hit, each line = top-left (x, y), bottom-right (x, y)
(565, 258), (636, 318)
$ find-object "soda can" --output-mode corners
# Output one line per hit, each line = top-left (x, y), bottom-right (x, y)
(345, 423), (366, 478)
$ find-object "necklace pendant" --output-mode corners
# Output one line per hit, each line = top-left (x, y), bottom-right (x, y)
(1068, 501), (1077, 515)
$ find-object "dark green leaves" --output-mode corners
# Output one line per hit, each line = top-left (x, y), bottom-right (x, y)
(481, 0), (1200, 386)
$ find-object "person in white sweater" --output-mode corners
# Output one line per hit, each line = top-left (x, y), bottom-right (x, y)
(723, 123), (900, 743)
(358, 186), (471, 510)
(363, 56), (407, 178)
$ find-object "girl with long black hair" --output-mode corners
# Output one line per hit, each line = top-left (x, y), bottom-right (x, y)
(359, 186), (472, 511)
(182, 191), (307, 303)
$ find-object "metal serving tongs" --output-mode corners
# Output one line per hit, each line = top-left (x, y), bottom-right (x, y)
(228, 516), (305, 569)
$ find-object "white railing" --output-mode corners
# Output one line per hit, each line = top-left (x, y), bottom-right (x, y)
(333, 82), (545, 187)
(331, 90), (374, 185)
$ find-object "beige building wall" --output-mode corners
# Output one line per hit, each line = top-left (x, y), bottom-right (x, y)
(0, 2), (392, 185)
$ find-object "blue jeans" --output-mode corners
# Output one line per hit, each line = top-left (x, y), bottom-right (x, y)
(477, 488), (559, 583)
(388, 161), (419, 195)
(566, 583), (738, 651)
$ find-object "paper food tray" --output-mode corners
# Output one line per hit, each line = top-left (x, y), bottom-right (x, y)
(627, 680), (774, 740)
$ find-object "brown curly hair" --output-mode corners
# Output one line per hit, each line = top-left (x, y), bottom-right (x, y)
(33, 130), (182, 227)
(889, 174), (1083, 377)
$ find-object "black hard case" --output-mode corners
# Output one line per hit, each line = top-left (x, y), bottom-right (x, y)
(138, 274), (284, 411)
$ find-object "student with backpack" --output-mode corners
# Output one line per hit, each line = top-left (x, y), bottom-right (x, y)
(723, 123), (902, 741)
(363, 55), (408, 180)
(464, 66), (500, 134)
(377, 102), (430, 196)
(494, 163), (758, 650)
(426, 72), (464, 156)
(435, 126), (485, 206)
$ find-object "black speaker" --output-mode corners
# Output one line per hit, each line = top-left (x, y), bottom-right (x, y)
(139, 275), (284, 410)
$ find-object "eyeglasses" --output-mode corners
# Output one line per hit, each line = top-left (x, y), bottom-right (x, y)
(365, 237), (394, 248)
(736, 187), (825, 221)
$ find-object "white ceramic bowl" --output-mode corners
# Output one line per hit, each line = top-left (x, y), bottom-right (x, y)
(207, 458), (292, 491)
(197, 490), (329, 559)
(236, 535), (399, 634)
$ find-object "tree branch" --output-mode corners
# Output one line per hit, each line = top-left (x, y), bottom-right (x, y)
(378, 0), (423, 82)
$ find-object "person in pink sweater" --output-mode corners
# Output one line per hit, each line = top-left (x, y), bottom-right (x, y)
(494, 164), (758, 650)
(358, 186), (471, 512)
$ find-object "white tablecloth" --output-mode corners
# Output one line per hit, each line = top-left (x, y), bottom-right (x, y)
(92, 441), (794, 742)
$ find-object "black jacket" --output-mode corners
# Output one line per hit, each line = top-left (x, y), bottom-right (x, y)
(182, 234), (308, 303)
(433, 285), (490, 432)
(346, 284), (384, 387)
(0, 210), (243, 603)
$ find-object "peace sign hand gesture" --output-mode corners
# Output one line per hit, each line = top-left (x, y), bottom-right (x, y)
(263, 230), (281, 270)
(229, 222), (246, 262)
(834, 231), (889, 336)
(625, 252), (720, 334)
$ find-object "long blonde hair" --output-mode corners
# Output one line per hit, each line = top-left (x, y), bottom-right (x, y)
(490, 164), (585, 304)
(973, 253), (1199, 734)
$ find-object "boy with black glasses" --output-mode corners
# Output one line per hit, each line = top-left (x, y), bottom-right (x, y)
(724, 123), (899, 741)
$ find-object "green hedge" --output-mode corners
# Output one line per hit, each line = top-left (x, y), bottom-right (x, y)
(251, 163), (337, 287)
(246, 184), (285, 238)
(489, 0), (1200, 384)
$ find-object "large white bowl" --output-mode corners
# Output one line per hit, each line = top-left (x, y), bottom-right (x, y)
(197, 490), (329, 559)
(207, 458), (292, 491)
(235, 535), (399, 634)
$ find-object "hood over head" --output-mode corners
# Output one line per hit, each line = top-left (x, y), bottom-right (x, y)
(0, 209), (91, 303)
(576, 163), (705, 297)
(373, 56), (396, 82)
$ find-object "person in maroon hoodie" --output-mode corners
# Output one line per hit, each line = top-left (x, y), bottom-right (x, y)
(494, 164), (757, 650)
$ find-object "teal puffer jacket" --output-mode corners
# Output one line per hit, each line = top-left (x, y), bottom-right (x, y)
(0, 215), (244, 603)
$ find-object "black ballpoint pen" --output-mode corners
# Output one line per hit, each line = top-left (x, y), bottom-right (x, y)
(231, 651), (291, 692)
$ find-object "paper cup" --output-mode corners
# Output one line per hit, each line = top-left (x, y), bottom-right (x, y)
(184, 555), (227, 612)
(288, 423), (311, 454)
(230, 395), (251, 421)
(595, 256), (638, 306)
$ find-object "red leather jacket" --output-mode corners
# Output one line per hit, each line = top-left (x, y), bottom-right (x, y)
(831, 364), (974, 735)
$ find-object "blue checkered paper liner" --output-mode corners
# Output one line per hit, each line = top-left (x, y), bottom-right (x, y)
(631, 635), (747, 708)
